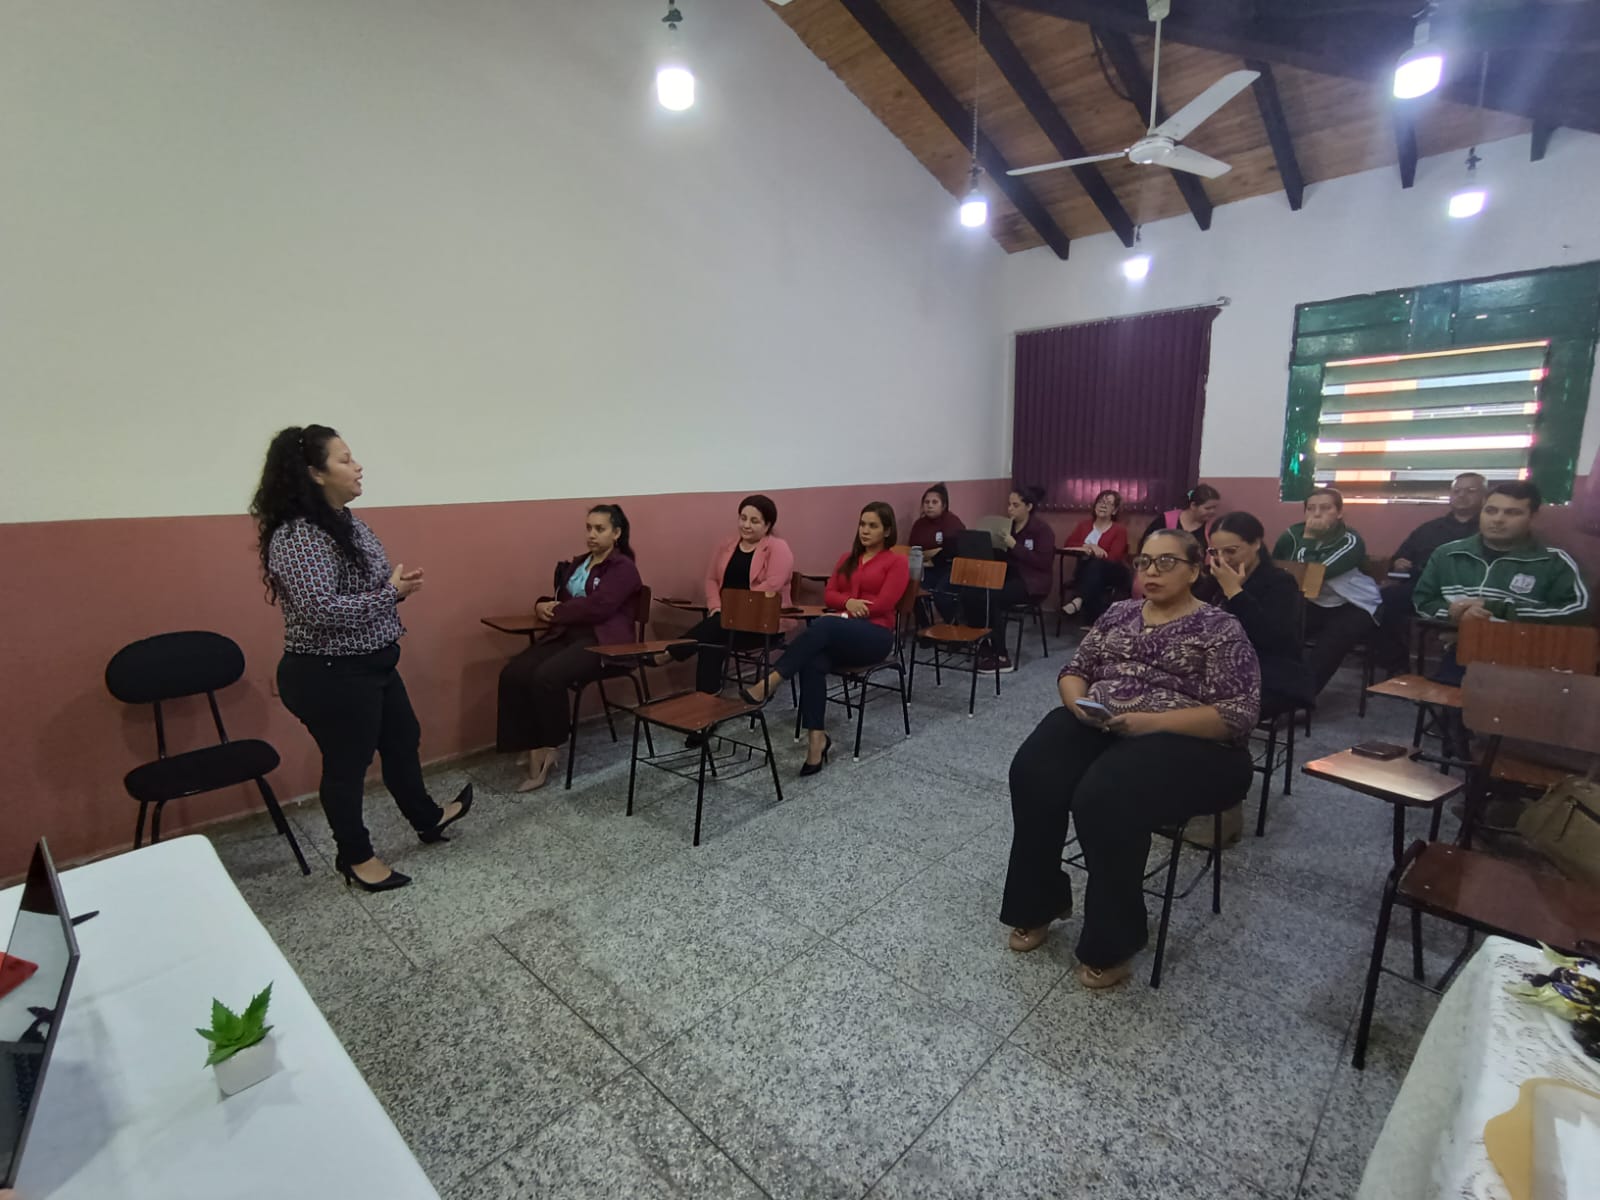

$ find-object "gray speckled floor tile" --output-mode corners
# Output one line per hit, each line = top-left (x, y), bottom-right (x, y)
(329, 938), (631, 1188)
(824, 757), (1005, 863)
(1012, 968), (1343, 1197)
(1297, 1034), (1415, 1200)
(836, 863), (1073, 1034)
(640, 941), (1000, 1200)
(496, 854), (819, 1060)
(449, 1070), (762, 1200)
(868, 1043), (1269, 1199)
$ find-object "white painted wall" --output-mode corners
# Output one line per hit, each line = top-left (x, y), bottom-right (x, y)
(1002, 130), (1600, 482)
(0, 0), (1005, 523)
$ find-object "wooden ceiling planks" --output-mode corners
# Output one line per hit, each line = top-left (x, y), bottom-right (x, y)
(768, 0), (1542, 253)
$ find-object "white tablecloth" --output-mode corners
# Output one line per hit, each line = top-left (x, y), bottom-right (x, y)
(1358, 936), (1600, 1200)
(1, 836), (438, 1199)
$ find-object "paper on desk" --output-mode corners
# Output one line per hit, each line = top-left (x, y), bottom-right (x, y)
(1531, 1083), (1600, 1200)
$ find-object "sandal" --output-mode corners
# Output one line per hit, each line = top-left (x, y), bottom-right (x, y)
(1076, 961), (1133, 990)
(1060, 597), (1083, 616)
(1008, 926), (1051, 952)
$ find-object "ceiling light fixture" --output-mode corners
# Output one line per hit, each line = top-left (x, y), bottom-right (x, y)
(1448, 56), (1490, 219)
(958, 0), (988, 229)
(1393, 13), (1443, 100)
(656, 4), (694, 111)
(1122, 253), (1151, 281)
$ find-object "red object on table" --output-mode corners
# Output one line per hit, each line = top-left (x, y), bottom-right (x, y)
(0, 951), (39, 999)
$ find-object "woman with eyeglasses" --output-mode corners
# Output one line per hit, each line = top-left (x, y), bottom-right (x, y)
(1060, 489), (1130, 622)
(1207, 511), (1315, 712)
(1000, 528), (1259, 989)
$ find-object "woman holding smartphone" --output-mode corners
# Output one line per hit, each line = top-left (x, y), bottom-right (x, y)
(999, 528), (1258, 988)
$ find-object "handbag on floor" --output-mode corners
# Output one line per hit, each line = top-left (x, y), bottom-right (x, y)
(1517, 773), (1600, 887)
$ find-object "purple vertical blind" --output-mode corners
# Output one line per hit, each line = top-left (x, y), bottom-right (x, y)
(1012, 306), (1220, 512)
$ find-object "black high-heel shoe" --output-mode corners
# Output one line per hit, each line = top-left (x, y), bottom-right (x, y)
(739, 684), (765, 705)
(418, 783), (474, 845)
(799, 735), (832, 777)
(335, 854), (412, 892)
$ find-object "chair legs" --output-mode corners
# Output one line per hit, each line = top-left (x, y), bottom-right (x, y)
(568, 672), (655, 791)
(1150, 810), (1223, 990)
(133, 800), (152, 850)
(255, 777), (311, 876)
(1256, 716), (1279, 838)
(1354, 842), (1418, 1069)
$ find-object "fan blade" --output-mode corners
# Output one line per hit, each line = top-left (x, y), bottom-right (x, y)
(1007, 151), (1126, 177)
(1160, 144), (1233, 179)
(1150, 70), (1259, 142)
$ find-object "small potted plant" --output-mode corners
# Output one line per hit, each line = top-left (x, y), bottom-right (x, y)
(195, 983), (277, 1096)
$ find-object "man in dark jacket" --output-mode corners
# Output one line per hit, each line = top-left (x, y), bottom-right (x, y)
(1377, 472), (1487, 666)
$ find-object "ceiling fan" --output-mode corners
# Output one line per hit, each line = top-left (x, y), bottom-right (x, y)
(1008, 0), (1258, 181)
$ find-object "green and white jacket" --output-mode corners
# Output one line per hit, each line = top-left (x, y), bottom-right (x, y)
(1272, 520), (1382, 618)
(1412, 534), (1591, 625)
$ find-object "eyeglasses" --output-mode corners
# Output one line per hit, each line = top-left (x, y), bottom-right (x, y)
(1131, 553), (1192, 574)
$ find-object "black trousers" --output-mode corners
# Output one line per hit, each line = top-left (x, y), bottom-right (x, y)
(1071, 557), (1130, 621)
(1001, 708), (1252, 968)
(1304, 602), (1380, 694)
(277, 643), (444, 864)
(957, 569), (1028, 645)
(496, 627), (603, 752)
(773, 616), (893, 731)
(666, 614), (773, 694)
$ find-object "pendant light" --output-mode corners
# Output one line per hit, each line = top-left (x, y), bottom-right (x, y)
(959, 0), (988, 229)
(656, 3), (694, 111)
(1448, 55), (1490, 219)
(1393, 12), (1444, 100)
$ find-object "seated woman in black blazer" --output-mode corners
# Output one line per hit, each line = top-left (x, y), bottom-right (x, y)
(1206, 511), (1315, 714)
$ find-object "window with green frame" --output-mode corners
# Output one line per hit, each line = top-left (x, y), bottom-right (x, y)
(1280, 262), (1600, 504)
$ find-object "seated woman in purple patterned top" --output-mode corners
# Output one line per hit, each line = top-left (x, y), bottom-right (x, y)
(1000, 528), (1260, 990)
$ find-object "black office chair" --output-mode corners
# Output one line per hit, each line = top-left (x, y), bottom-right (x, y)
(105, 631), (309, 874)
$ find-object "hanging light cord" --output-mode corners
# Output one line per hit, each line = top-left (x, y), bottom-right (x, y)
(968, 0), (982, 179)
(1467, 50), (1488, 171)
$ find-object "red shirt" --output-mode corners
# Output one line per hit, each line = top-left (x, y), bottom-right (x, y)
(1065, 519), (1130, 562)
(824, 550), (911, 630)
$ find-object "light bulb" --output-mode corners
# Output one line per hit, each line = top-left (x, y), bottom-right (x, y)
(656, 65), (695, 111)
(959, 188), (988, 228)
(1393, 20), (1443, 99)
(1122, 254), (1151, 281)
(1448, 188), (1486, 219)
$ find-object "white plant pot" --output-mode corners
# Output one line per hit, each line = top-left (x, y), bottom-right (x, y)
(212, 1034), (278, 1097)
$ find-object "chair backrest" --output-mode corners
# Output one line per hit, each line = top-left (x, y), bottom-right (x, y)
(1458, 618), (1599, 672)
(105, 631), (246, 704)
(951, 529), (997, 561)
(949, 557), (1007, 591)
(632, 585), (653, 640)
(890, 545), (910, 557)
(718, 589), (782, 636)
(1462, 663), (1600, 756)
(1277, 559), (1327, 600)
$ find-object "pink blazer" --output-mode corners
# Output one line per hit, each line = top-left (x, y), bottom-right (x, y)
(703, 535), (795, 610)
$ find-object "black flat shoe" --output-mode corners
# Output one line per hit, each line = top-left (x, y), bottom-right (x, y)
(418, 783), (475, 845)
(335, 854), (412, 892)
(798, 735), (832, 777)
(684, 732), (709, 749)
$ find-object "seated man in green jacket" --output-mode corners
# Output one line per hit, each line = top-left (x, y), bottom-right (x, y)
(1413, 479), (1592, 682)
(1273, 487), (1387, 695)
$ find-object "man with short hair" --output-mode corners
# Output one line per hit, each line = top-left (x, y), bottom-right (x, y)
(1377, 472), (1488, 666)
(1413, 480), (1591, 628)
(1273, 486), (1385, 695)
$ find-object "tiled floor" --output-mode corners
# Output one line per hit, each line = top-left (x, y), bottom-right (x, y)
(210, 637), (1449, 1199)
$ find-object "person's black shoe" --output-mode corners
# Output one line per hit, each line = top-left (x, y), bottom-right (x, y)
(418, 783), (474, 845)
(335, 855), (412, 892)
(798, 735), (832, 777)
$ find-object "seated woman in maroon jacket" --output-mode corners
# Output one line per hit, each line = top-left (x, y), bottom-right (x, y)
(957, 483), (1056, 673)
(1061, 489), (1131, 624)
(497, 504), (642, 791)
(907, 483), (965, 618)
(741, 502), (910, 776)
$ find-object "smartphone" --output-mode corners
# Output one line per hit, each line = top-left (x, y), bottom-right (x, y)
(1073, 699), (1113, 725)
(1351, 742), (1408, 761)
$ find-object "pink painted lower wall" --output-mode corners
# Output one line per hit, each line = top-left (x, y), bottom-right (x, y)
(0, 478), (1010, 881)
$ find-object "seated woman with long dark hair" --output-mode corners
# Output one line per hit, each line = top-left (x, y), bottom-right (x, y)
(742, 502), (910, 776)
(908, 482), (965, 618)
(1001, 528), (1258, 989)
(1060, 488), (1130, 623)
(665, 494), (794, 697)
(497, 504), (642, 792)
(1207, 511), (1315, 713)
(959, 483), (1055, 673)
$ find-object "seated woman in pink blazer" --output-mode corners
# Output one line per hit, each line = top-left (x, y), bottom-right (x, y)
(665, 494), (795, 696)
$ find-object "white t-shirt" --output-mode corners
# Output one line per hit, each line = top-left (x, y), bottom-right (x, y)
(1084, 526), (1105, 547)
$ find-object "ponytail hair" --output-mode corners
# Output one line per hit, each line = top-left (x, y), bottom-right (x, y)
(250, 424), (364, 605)
(1184, 483), (1221, 509)
(1012, 482), (1046, 510)
(589, 503), (635, 559)
(922, 482), (951, 509)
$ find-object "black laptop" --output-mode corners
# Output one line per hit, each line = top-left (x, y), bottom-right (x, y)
(953, 529), (1000, 561)
(1, 840), (81, 1189)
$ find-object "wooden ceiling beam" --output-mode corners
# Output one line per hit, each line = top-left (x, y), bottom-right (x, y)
(1245, 61), (1304, 211)
(1093, 28), (1213, 231)
(953, 0), (1136, 247)
(836, 0), (1072, 259)
(1531, 120), (1557, 161)
(1394, 107), (1419, 189)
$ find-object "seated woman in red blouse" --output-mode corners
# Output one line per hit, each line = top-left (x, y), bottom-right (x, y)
(1001, 528), (1259, 989)
(496, 504), (643, 792)
(742, 501), (910, 776)
(1060, 488), (1130, 623)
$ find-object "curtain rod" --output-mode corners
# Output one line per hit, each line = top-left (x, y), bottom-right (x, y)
(1014, 296), (1231, 337)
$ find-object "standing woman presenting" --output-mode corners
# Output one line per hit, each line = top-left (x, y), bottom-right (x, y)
(252, 425), (473, 893)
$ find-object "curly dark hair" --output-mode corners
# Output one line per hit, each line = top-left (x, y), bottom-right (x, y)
(250, 425), (365, 604)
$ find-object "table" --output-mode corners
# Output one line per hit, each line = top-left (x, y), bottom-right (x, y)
(1303, 749), (1465, 865)
(480, 612), (546, 639)
(1358, 936), (1600, 1199)
(1, 837), (438, 1199)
